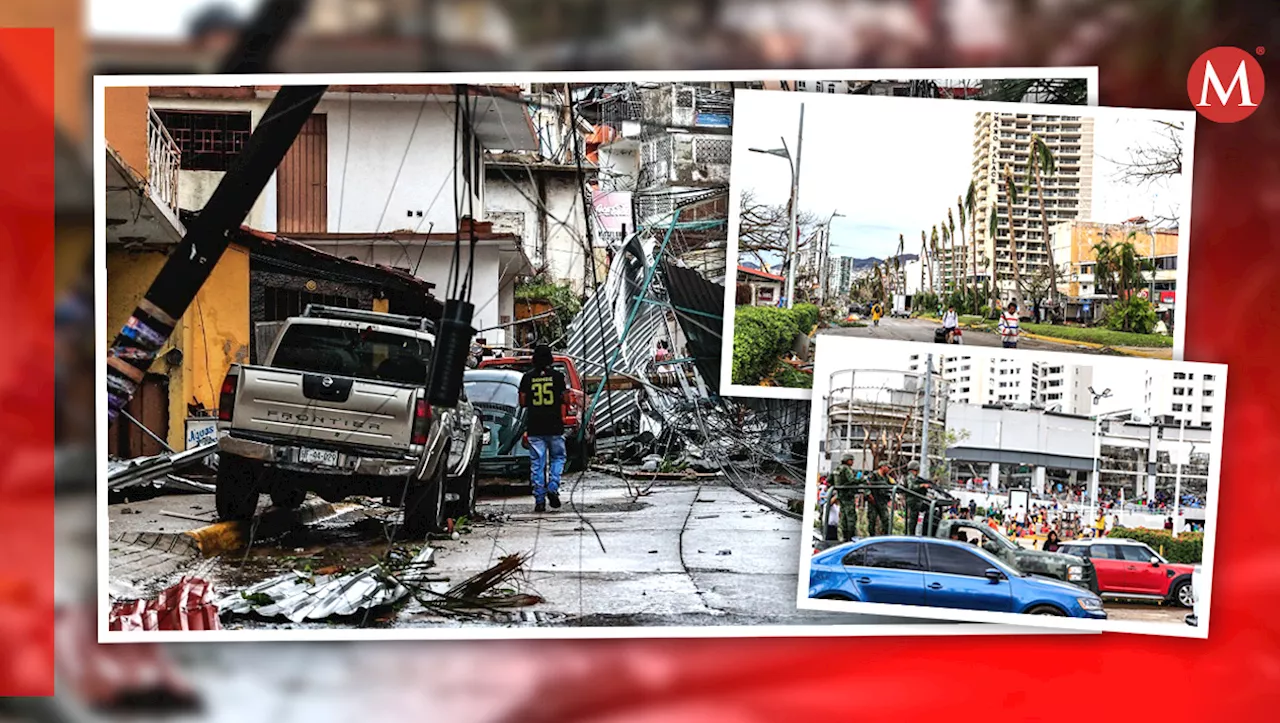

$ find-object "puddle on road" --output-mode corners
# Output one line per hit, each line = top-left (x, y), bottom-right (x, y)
(211, 516), (407, 590)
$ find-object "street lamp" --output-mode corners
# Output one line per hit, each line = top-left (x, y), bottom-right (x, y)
(749, 103), (804, 309)
(819, 210), (845, 304)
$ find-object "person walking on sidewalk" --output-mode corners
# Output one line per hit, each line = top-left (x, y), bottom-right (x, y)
(998, 302), (1021, 349)
(519, 344), (568, 513)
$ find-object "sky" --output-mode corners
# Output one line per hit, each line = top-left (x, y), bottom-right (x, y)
(732, 91), (1189, 263)
(91, 0), (261, 38)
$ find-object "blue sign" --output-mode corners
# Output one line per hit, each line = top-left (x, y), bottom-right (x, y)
(695, 112), (732, 128)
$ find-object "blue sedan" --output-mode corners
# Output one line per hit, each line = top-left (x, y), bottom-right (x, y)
(809, 536), (1106, 619)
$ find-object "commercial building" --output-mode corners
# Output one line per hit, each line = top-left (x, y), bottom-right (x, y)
(1051, 219), (1180, 309)
(969, 112), (1095, 302)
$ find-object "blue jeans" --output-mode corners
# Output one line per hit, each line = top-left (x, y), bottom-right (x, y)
(528, 435), (566, 503)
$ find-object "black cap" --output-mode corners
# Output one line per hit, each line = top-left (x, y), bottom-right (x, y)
(532, 343), (553, 367)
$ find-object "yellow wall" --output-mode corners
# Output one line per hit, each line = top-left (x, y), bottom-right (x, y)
(107, 244), (251, 449)
(185, 244), (251, 416)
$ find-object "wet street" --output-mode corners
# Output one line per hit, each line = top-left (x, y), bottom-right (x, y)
(108, 471), (926, 629)
(823, 316), (1172, 358)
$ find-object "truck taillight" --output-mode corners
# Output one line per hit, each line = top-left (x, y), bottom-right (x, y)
(218, 373), (238, 422)
(412, 399), (432, 445)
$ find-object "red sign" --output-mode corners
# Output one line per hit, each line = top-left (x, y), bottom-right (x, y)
(1188, 46), (1265, 123)
(1161, 290), (1177, 304)
(591, 190), (632, 237)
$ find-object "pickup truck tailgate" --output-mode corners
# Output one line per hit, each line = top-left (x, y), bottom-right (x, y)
(231, 366), (416, 451)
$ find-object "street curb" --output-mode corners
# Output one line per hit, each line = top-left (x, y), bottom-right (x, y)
(1018, 330), (1173, 358)
(181, 499), (350, 558)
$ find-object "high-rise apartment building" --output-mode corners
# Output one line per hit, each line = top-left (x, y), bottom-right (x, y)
(968, 113), (1095, 302)
(908, 354), (1093, 415)
(1139, 367), (1220, 428)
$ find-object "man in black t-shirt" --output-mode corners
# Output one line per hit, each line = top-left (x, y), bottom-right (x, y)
(519, 344), (568, 512)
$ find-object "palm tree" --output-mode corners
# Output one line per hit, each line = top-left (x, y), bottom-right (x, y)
(964, 181), (979, 310)
(930, 225), (941, 296)
(895, 233), (906, 294)
(920, 229), (932, 294)
(947, 208), (958, 303)
(1002, 164), (1023, 309)
(988, 206), (1000, 311)
(1026, 133), (1060, 308)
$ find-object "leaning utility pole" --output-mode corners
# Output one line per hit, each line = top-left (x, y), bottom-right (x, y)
(106, 85), (328, 424)
(920, 354), (934, 477)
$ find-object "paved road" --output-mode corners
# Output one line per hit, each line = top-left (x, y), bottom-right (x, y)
(823, 316), (1105, 352)
(106, 472), (938, 630)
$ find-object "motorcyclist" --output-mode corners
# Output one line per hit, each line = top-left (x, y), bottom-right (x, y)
(942, 306), (959, 344)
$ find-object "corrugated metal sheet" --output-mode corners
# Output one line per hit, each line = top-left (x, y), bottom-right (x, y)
(108, 444), (218, 492)
(660, 259), (724, 391)
(215, 546), (436, 623)
(276, 114), (327, 233)
(566, 231), (671, 435)
(108, 577), (222, 631)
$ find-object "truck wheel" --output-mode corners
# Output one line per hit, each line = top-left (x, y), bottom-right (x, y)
(1172, 580), (1194, 608)
(402, 461), (446, 538)
(270, 487), (307, 510)
(215, 457), (260, 521)
(445, 458), (479, 520)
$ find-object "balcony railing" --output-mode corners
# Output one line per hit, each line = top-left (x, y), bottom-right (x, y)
(147, 107), (181, 216)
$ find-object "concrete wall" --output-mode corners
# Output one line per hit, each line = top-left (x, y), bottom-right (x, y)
(486, 173), (589, 292)
(103, 87), (149, 177)
(149, 93), (480, 235)
(947, 404), (1094, 460)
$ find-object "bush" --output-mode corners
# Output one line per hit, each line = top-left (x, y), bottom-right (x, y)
(1101, 296), (1157, 334)
(1020, 323), (1173, 348)
(792, 303), (820, 334)
(732, 306), (802, 385)
(1109, 526), (1203, 564)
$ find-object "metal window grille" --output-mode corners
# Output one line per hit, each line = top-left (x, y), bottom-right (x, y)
(154, 110), (252, 172)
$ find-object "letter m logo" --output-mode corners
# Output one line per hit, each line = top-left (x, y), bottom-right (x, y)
(1189, 47), (1266, 123)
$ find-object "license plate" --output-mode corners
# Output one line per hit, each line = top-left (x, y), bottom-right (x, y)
(482, 428), (493, 445)
(299, 447), (339, 466)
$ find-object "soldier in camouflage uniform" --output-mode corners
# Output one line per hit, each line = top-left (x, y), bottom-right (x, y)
(866, 462), (893, 536)
(833, 452), (861, 541)
(902, 459), (934, 536)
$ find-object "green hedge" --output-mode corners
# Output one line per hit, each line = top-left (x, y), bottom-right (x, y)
(792, 303), (820, 334)
(1019, 323), (1173, 348)
(732, 304), (820, 385)
(1110, 526), (1203, 564)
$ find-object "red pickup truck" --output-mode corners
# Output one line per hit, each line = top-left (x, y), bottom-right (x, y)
(477, 354), (596, 470)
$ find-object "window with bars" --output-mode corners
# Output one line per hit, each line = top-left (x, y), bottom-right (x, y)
(263, 287), (362, 322)
(154, 109), (252, 172)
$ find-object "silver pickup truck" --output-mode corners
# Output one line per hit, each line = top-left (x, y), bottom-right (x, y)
(214, 305), (482, 536)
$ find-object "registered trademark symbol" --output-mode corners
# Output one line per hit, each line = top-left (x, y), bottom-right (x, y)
(1257, 46), (1266, 55)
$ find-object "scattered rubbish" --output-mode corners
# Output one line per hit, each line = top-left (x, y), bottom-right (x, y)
(419, 552), (543, 614)
(716, 549), (732, 556)
(694, 514), (720, 520)
(108, 576), (222, 631)
(159, 509), (214, 523)
(108, 445), (218, 493)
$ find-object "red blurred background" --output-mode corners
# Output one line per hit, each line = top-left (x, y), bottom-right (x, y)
(4, 0), (1279, 719)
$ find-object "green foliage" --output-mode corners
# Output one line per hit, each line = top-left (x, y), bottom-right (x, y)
(1110, 526), (1203, 564)
(792, 303), (820, 333)
(514, 277), (581, 348)
(1019, 322), (1172, 348)
(773, 365), (814, 389)
(1101, 295), (1158, 335)
(732, 306), (802, 385)
(913, 291), (940, 314)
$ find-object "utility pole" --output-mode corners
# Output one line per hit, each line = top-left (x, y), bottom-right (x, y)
(920, 354), (933, 477)
(785, 103), (804, 309)
(106, 85), (328, 425)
